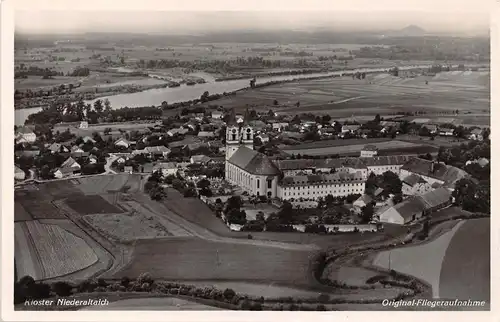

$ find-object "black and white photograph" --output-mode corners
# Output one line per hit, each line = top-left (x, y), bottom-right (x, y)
(2, 0), (495, 317)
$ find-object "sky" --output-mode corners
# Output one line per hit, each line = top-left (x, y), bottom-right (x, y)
(13, 0), (492, 35)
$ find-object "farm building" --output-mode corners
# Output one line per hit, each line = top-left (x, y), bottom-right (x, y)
(15, 165), (26, 181)
(378, 187), (452, 225)
(400, 158), (469, 188)
(401, 174), (433, 196)
(378, 197), (427, 225)
(360, 145), (378, 157)
(15, 127), (37, 143)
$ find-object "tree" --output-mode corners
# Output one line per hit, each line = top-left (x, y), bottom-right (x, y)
(93, 99), (103, 114)
(226, 208), (247, 225)
(277, 201), (294, 224)
(225, 196), (242, 213)
(149, 185), (166, 201)
(52, 281), (73, 297)
(197, 178), (210, 189)
(223, 288), (236, 301)
(361, 204), (374, 223)
(365, 172), (378, 195)
(104, 99), (111, 112)
(381, 171), (402, 195)
(392, 193), (403, 204)
(273, 99), (279, 105)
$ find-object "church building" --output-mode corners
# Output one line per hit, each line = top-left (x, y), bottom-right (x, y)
(224, 109), (281, 198)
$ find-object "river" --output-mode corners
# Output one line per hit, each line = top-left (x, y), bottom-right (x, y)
(15, 64), (434, 125)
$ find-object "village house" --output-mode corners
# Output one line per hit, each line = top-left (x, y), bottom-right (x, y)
(15, 165), (26, 181)
(272, 122), (289, 132)
(256, 133), (270, 143)
(88, 154), (98, 164)
(123, 166), (134, 174)
(167, 127), (189, 136)
(211, 111), (223, 119)
(48, 143), (70, 154)
(423, 124), (438, 134)
(114, 138), (136, 149)
(115, 156), (127, 164)
(144, 146), (171, 158)
(353, 194), (373, 210)
(15, 150), (40, 158)
(153, 162), (178, 176)
(341, 124), (361, 134)
(235, 114), (244, 124)
(465, 158), (490, 168)
(438, 127), (455, 136)
(360, 145), (378, 157)
(54, 166), (80, 179)
(468, 128), (484, 141)
(82, 136), (96, 144)
(61, 157), (81, 170)
(191, 155), (212, 164)
(198, 131), (216, 139)
(401, 174), (433, 196)
(15, 127), (37, 143)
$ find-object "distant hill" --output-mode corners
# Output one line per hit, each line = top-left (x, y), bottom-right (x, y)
(382, 25), (427, 37)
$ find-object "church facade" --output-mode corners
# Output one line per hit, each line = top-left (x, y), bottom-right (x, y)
(224, 111), (281, 198)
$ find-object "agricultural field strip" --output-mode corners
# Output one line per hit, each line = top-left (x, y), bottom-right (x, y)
(372, 221), (465, 299)
(125, 201), (192, 237)
(133, 194), (318, 251)
(14, 223), (43, 280)
(25, 220), (99, 279)
(51, 199), (128, 276)
(38, 218), (113, 281)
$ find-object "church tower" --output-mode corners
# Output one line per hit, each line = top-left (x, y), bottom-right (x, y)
(225, 108), (240, 161)
(240, 107), (254, 151)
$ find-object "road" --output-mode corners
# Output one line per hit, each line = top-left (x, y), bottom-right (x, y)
(104, 155), (118, 174)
